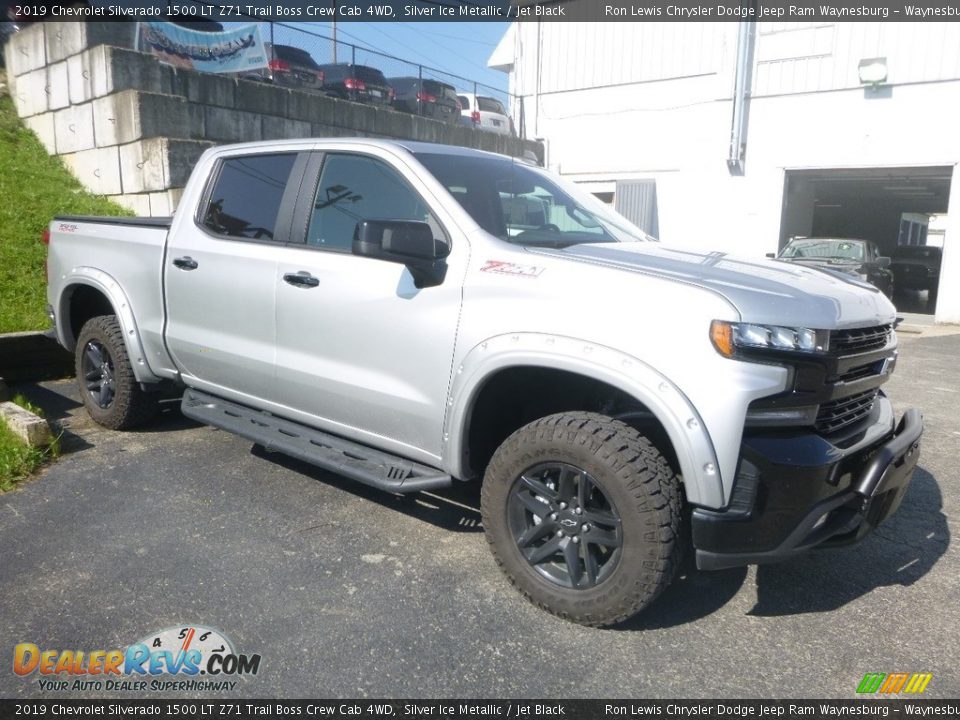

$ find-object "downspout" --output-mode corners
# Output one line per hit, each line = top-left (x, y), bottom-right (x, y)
(727, 20), (756, 175)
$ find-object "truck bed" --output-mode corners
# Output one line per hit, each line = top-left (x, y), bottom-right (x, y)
(47, 215), (175, 381)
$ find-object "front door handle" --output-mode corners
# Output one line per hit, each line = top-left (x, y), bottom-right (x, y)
(173, 256), (198, 271)
(283, 271), (320, 288)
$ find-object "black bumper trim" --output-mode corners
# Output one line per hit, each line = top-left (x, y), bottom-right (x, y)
(694, 408), (923, 571)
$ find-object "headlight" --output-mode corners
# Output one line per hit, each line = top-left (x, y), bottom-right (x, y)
(710, 320), (828, 358)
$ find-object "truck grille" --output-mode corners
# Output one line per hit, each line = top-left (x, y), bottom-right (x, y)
(815, 389), (879, 434)
(830, 324), (892, 354)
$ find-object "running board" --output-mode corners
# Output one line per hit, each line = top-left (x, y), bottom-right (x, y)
(181, 389), (452, 494)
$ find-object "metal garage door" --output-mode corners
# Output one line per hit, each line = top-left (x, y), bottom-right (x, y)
(615, 180), (659, 237)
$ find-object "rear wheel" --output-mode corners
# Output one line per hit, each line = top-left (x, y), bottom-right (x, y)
(75, 315), (159, 430)
(481, 412), (683, 627)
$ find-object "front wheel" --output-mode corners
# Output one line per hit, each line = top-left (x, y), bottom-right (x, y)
(480, 412), (683, 627)
(75, 315), (159, 430)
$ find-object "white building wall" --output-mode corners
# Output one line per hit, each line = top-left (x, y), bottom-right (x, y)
(499, 21), (960, 323)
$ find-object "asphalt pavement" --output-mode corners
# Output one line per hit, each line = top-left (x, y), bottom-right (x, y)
(1, 332), (958, 699)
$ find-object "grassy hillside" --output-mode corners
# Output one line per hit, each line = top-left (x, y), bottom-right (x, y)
(0, 88), (130, 333)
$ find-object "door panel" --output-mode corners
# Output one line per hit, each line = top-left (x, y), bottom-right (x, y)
(164, 151), (304, 401)
(275, 250), (462, 455)
(273, 150), (463, 458)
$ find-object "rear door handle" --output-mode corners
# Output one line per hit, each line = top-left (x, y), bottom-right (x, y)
(283, 271), (320, 288)
(173, 256), (198, 271)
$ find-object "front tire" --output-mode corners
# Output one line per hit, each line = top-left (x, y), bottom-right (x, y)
(75, 315), (159, 430)
(481, 412), (683, 627)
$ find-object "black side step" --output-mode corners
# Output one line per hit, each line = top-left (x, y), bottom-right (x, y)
(181, 389), (452, 494)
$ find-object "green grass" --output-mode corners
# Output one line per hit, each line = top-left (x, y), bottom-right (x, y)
(0, 395), (60, 491)
(0, 87), (131, 333)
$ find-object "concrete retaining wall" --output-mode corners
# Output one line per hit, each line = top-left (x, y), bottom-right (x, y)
(5, 22), (542, 216)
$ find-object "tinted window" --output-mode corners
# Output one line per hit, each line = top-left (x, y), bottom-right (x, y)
(457, 95), (470, 110)
(415, 152), (649, 247)
(477, 97), (506, 114)
(273, 45), (319, 68)
(422, 80), (456, 100)
(354, 65), (388, 84)
(307, 154), (443, 252)
(202, 154), (297, 241)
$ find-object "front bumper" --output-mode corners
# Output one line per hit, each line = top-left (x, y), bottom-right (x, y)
(693, 397), (922, 571)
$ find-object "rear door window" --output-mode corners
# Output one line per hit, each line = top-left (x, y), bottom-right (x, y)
(477, 97), (506, 114)
(457, 95), (470, 110)
(201, 153), (298, 241)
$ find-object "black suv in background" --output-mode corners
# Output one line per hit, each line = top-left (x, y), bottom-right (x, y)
(389, 77), (461, 123)
(890, 245), (942, 305)
(239, 43), (325, 93)
(318, 63), (394, 106)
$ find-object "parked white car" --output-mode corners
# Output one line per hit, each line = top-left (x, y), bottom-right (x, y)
(457, 92), (514, 136)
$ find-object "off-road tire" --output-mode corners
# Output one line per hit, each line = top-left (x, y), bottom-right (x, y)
(481, 412), (683, 627)
(75, 315), (159, 430)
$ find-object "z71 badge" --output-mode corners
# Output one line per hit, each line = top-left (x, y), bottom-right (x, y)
(480, 260), (545, 278)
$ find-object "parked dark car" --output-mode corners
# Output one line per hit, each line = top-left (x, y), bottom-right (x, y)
(388, 77), (460, 123)
(771, 237), (894, 297)
(317, 63), (393, 107)
(238, 43), (324, 93)
(890, 245), (942, 304)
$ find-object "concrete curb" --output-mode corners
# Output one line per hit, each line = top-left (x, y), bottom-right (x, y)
(0, 401), (53, 447)
(0, 331), (73, 382)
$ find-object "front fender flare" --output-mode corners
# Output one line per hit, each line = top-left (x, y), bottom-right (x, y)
(56, 268), (161, 384)
(444, 333), (725, 508)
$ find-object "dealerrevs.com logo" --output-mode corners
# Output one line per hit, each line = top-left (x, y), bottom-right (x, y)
(13, 625), (261, 692)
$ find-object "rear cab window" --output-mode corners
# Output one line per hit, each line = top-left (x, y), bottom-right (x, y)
(477, 97), (506, 114)
(200, 153), (299, 241)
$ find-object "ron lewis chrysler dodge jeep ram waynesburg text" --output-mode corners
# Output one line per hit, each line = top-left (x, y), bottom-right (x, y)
(45, 139), (923, 626)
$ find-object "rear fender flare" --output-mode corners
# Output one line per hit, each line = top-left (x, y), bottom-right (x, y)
(57, 267), (160, 384)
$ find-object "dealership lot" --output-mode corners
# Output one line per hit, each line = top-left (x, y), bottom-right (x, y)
(1, 331), (958, 699)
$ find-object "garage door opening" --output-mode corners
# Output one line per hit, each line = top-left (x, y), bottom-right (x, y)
(779, 167), (952, 315)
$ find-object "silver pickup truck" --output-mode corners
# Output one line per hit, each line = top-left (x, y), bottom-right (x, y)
(46, 139), (923, 626)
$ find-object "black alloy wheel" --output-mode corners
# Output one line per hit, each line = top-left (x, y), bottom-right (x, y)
(81, 339), (116, 409)
(507, 462), (622, 589)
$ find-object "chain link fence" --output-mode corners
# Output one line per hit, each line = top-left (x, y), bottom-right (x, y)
(268, 22), (524, 138)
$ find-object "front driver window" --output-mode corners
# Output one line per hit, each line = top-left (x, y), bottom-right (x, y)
(307, 153), (444, 252)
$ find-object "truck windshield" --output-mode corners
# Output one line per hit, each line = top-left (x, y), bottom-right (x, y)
(413, 152), (654, 248)
(781, 239), (865, 261)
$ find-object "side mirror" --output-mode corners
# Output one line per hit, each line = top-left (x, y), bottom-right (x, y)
(352, 220), (449, 288)
(876, 256), (891, 267)
(765, 252), (776, 259)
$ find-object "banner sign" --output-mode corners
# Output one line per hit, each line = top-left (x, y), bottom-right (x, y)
(134, 21), (268, 74)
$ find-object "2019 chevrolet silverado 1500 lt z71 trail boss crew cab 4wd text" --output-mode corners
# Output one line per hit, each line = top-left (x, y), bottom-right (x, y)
(46, 139), (923, 626)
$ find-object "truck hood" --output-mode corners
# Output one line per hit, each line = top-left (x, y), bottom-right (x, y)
(529, 242), (897, 329)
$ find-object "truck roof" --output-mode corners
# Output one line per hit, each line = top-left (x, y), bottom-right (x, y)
(207, 138), (518, 162)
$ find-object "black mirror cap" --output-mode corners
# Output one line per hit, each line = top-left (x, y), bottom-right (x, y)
(352, 220), (449, 288)
(876, 256), (891, 267)
(353, 219), (448, 260)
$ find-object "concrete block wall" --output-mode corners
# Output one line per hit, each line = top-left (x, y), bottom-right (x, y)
(5, 22), (543, 217)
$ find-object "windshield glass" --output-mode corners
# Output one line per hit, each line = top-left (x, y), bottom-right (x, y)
(413, 152), (654, 247)
(781, 239), (865, 261)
